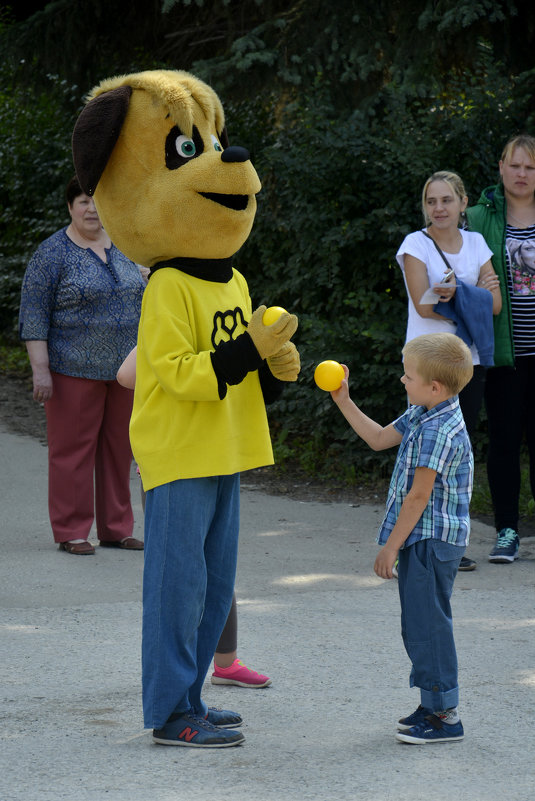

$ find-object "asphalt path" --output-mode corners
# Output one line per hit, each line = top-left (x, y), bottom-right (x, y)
(1, 423), (534, 801)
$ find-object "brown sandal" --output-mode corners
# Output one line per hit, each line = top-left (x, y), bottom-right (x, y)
(99, 537), (144, 550)
(59, 541), (95, 555)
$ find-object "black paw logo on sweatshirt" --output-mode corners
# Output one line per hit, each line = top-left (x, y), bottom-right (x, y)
(211, 307), (247, 350)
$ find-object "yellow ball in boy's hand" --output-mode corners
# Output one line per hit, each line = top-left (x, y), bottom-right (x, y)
(314, 360), (344, 392)
(262, 306), (287, 326)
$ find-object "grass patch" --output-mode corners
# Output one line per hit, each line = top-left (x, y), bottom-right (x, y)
(0, 340), (31, 378)
(470, 465), (492, 517)
(472, 459), (535, 521)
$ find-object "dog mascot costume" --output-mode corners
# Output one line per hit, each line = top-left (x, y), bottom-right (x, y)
(72, 70), (300, 748)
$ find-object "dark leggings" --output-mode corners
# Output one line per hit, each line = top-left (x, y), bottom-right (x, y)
(140, 484), (238, 654)
(484, 357), (535, 532)
(216, 593), (238, 653)
(459, 365), (487, 438)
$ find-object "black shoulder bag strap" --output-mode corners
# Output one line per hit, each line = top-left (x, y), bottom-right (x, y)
(421, 229), (454, 272)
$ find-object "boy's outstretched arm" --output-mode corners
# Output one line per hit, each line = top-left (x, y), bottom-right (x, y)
(374, 466), (437, 579)
(331, 365), (402, 451)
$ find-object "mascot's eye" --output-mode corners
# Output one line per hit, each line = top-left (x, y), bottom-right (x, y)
(175, 135), (196, 158)
(165, 125), (204, 170)
(211, 134), (223, 152)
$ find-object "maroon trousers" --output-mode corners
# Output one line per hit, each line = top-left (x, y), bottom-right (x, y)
(45, 372), (134, 543)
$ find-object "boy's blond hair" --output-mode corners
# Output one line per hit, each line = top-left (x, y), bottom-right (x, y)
(402, 333), (473, 395)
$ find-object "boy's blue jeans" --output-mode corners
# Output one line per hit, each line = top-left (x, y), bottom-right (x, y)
(397, 538), (464, 712)
(142, 474), (240, 729)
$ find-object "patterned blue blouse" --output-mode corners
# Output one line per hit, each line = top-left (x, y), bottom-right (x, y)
(19, 228), (145, 380)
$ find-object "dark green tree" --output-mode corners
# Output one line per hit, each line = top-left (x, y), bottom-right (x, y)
(5, 1), (535, 102)
(0, 61), (77, 334)
(2, 0), (535, 476)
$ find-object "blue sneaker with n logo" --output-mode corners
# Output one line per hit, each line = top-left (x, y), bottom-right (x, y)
(488, 528), (520, 563)
(153, 711), (244, 747)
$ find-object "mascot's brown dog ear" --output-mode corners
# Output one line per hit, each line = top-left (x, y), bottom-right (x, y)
(72, 86), (132, 196)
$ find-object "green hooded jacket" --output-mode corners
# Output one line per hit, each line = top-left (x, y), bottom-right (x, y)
(465, 184), (514, 368)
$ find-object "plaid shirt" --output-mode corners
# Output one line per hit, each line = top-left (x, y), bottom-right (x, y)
(377, 397), (473, 548)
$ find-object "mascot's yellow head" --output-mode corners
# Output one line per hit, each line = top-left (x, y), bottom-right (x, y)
(72, 69), (261, 266)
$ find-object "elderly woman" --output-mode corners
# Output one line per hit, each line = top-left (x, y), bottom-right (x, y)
(19, 176), (145, 555)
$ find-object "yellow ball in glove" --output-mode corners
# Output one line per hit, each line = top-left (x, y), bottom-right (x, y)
(314, 360), (344, 391)
(262, 306), (287, 326)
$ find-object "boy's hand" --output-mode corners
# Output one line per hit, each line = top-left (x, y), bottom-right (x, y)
(374, 544), (399, 580)
(330, 364), (349, 404)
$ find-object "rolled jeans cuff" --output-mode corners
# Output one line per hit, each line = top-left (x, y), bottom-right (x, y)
(419, 684), (459, 712)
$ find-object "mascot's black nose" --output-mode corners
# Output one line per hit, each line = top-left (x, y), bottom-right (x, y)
(221, 146), (250, 163)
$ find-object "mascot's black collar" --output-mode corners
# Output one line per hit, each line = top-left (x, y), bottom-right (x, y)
(149, 256), (234, 283)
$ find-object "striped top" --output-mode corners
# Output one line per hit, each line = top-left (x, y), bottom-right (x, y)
(377, 397), (473, 548)
(506, 222), (535, 356)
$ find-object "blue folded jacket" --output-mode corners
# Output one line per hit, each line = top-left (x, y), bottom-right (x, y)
(433, 279), (494, 366)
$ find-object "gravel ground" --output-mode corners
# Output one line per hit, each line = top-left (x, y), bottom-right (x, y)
(1, 421), (534, 801)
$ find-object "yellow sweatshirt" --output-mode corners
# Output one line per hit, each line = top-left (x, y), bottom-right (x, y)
(130, 266), (274, 490)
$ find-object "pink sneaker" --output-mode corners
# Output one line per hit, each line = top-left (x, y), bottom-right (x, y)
(211, 658), (272, 688)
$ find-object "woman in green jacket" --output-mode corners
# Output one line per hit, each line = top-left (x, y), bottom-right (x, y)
(466, 134), (535, 564)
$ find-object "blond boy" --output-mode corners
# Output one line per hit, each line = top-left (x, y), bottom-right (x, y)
(332, 332), (473, 744)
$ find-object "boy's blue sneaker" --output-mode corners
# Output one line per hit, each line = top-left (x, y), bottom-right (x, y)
(488, 528), (520, 563)
(206, 706), (243, 728)
(396, 714), (464, 744)
(458, 556), (476, 571)
(397, 705), (432, 731)
(153, 712), (244, 747)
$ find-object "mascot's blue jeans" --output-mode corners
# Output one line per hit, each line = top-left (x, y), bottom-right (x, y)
(142, 474), (240, 729)
(397, 538), (464, 712)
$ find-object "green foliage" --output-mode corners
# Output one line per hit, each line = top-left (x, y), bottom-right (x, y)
(0, 64), (77, 338)
(0, 340), (30, 377)
(191, 0), (534, 104)
(228, 55), (529, 474)
(2, 0), (535, 481)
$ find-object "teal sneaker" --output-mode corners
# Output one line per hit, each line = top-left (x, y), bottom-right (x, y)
(488, 528), (520, 563)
